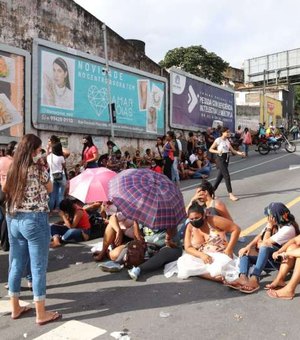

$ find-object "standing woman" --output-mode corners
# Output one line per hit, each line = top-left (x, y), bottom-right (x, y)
(241, 127), (252, 157)
(47, 142), (66, 213)
(4, 134), (61, 325)
(81, 135), (99, 169)
(209, 126), (245, 201)
(163, 131), (176, 180)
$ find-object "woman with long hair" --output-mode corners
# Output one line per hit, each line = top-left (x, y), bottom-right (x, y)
(50, 198), (91, 247)
(47, 142), (66, 212)
(81, 135), (99, 169)
(209, 126), (245, 201)
(4, 134), (61, 325)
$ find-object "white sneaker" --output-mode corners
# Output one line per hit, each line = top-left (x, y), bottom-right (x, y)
(128, 266), (141, 281)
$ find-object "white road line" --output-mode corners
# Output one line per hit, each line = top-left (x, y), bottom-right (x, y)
(33, 320), (107, 340)
(289, 165), (300, 170)
(181, 153), (291, 191)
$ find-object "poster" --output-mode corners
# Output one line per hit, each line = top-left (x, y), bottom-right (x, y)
(37, 46), (166, 135)
(170, 69), (235, 131)
(0, 51), (24, 138)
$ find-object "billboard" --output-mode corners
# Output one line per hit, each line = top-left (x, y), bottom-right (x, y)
(170, 68), (235, 131)
(0, 44), (28, 142)
(260, 95), (282, 125)
(33, 40), (166, 137)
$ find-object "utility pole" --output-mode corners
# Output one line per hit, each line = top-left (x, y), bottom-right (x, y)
(102, 23), (115, 140)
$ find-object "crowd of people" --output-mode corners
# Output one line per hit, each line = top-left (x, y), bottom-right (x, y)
(0, 127), (299, 327)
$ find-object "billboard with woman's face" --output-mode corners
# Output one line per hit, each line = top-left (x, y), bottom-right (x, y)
(34, 40), (166, 137)
(0, 46), (27, 141)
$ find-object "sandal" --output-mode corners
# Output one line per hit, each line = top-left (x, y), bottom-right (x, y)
(240, 285), (260, 294)
(36, 311), (62, 326)
(223, 280), (243, 291)
(267, 289), (294, 300)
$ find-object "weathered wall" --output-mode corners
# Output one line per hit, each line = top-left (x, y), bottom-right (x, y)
(0, 0), (161, 75)
(0, 0), (164, 158)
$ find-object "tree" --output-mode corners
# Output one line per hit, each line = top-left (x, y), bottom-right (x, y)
(159, 45), (229, 84)
(294, 85), (300, 113)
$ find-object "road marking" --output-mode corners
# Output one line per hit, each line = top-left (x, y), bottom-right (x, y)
(0, 298), (30, 314)
(240, 195), (300, 237)
(33, 320), (107, 340)
(182, 153), (291, 191)
(289, 165), (300, 170)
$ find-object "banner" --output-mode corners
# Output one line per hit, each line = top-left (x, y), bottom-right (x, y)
(36, 45), (165, 135)
(170, 68), (235, 131)
(0, 49), (24, 138)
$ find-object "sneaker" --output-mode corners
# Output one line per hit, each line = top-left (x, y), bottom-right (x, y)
(98, 261), (123, 273)
(128, 266), (141, 281)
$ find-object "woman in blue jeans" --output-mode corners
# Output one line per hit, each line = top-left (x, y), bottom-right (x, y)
(50, 198), (91, 247)
(4, 134), (61, 325)
(225, 202), (299, 293)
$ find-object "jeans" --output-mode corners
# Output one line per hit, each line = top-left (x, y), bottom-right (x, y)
(242, 143), (249, 156)
(7, 212), (50, 301)
(192, 163), (212, 179)
(49, 175), (66, 211)
(51, 224), (90, 242)
(213, 154), (232, 193)
(239, 245), (279, 278)
(86, 162), (98, 169)
(171, 157), (180, 183)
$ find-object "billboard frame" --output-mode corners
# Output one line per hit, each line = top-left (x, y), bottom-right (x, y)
(0, 43), (31, 144)
(169, 67), (235, 131)
(32, 38), (168, 139)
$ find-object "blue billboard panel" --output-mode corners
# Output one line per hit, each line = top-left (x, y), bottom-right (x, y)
(37, 46), (165, 135)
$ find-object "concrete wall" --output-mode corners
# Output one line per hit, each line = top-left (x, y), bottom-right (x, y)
(0, 0), (164, 159)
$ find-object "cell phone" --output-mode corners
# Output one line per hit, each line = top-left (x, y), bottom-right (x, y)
(275, 255), (284, 263)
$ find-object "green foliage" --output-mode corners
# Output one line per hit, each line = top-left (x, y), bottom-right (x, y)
(159, 45), (229, 84)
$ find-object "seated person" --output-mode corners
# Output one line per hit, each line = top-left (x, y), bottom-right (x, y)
(176, 202), (240, 281)
(150, 159), (163, 174)
(133, 150), (142, 168)
(93, 212), (137, 262)
(107, 150), (125, 172)
(143, 148), (153, 167)
(266, 233), (300, 300)
(226, 202), (298, 293)
(127, 225), (182, 281)
(51, 198), (91, 247)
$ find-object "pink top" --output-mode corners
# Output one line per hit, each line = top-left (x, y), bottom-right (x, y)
(83, 145), (98, 163)
(0, 155), (13, 187)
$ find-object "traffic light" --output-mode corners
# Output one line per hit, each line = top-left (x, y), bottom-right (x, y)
(110, 103), (116, 123)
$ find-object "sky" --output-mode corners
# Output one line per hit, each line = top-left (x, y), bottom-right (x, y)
(74, 0), (300, 69)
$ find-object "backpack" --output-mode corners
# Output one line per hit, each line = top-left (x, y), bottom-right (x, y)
(123, 240), (146, 268)
(89, 212), (106, 239)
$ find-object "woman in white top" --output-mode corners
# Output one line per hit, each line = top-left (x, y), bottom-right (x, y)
(47, 142), (66, 212)
(209, 126), (245, 201)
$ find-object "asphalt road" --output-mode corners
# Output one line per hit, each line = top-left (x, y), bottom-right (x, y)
(1, 146), (300, 340)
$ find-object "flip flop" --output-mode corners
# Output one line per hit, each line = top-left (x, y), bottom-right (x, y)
(223, 281), (243, 291)
(240, 285), (260, 294)
(36, 311), (62, 326)
(267, 289), (294, 300)
(264, 283), (286, 290)
(11, 306), (33, 320)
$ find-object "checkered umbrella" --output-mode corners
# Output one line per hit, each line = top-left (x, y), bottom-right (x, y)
(108, 168), (186, 230)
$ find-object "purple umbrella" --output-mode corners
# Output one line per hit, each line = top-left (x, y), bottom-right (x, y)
(108, 168), (186, 230)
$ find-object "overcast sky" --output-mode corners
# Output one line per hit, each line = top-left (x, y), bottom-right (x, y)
(74, 0), (300, 69)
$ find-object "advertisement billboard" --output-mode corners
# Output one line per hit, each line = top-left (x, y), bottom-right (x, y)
(0, 44), (29, 142)
(33, 40), (166, 137)
(170, 68), (235, 131)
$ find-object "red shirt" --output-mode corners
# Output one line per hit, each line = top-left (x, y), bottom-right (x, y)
(75, 206), (91, 230)
(83, 146), (98, 163)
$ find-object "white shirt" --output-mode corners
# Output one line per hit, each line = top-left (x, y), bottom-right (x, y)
(215, 137), (231, 153)
(189, 154), (198, 164)
(47, 154), (65, 175)
(270, 225), (296, 245)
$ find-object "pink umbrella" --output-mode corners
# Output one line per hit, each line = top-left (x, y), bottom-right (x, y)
(69, 167), (116, 203)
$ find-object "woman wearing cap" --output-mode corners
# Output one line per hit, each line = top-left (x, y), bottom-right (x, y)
(225, 202), (299, 294)
(209, 126), (245, 201)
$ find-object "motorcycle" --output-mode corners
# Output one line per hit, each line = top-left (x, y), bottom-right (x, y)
(258, 133), (296, 155)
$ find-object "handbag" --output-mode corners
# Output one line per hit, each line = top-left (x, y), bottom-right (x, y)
(52, 172), (63, 181)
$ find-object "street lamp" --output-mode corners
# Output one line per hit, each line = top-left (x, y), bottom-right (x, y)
(102, 23), (115, 140)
